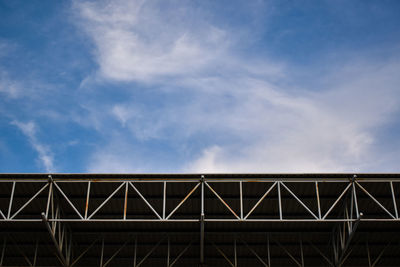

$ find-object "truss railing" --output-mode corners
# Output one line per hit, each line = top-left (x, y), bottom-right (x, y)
(1, 175), (399, 222)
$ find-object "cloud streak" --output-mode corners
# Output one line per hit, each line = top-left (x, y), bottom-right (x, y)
(11, 120), (55, 172)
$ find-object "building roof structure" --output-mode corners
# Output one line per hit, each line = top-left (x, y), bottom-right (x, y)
(1, 173), (400, 266)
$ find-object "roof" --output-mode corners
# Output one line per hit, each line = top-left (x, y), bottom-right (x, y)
(1, 173), (399, 266)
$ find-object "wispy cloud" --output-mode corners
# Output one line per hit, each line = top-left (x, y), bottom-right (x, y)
(0, 72), (21, 98)
(73, 0), (279, 83)
(11, 120), (55, 172)
(73, 0), (400, 173)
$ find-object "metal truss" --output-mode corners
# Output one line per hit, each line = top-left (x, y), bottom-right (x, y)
(1, 175), (399, 222)
(1, 174), (399, 266)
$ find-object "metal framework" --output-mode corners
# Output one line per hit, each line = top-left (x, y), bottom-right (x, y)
(0, 173), (399, 266)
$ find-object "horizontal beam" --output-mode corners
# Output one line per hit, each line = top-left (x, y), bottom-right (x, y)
(1, 173), (400, 182)
(2, 218), (400, 222)
(1, 195), (396, 200)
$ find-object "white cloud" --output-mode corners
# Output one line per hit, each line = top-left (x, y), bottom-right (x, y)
(0, 72), (21, 98)
(74, 0), (235, 83)
(74, 0), (400, 173)
(11, 120), (55, 172)
(186, 61), (400, 172)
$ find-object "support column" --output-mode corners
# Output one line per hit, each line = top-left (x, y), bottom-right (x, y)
(42, 212), (69, 267)
(331, 175), (362, 267)
(200, 175), (205, 266)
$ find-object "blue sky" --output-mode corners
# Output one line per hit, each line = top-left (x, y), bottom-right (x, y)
(1, 0), (400, 173)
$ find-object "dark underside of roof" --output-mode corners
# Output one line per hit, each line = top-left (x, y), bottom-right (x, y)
(1, 173), (400, 266)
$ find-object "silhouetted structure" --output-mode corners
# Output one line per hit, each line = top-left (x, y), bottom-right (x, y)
(1, 173), (399, 266)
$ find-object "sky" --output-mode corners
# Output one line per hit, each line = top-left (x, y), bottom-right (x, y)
(1, 0), (400, 173)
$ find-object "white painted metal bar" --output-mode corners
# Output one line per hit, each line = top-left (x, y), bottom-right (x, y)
(129, 182), (162, 220)
(166, 182), (200, 220)
(315, 181), (321, 219)
(45, 182), (53, 218)
(349, 187), (354, 231)
(88, 182), (125, 220)
(278, 182), (282, 220)
(163, 181), (166, 220)
(355, 181), (395, 219)
(244, 182), (277, 220)
(205, 182), (240, 220)
(0, 209), (5, 220)
(84, 181), (91, 219)
(53, 182), (84, 219)
(5, 217), (400, 222)
(10, 183), (48, 219)
(322, 183), (352, 220)
(123, 182), (128, 220)
(200, 177), (205, 265)
(240, 181), (243, 220)
(390, 181), (398, 219)
(280, 182), (318, 219)
(3, 175), (400, 183)
(201, 178), (204, 217)
(353, 182), (359, 219)
(7, 182), (16, 219)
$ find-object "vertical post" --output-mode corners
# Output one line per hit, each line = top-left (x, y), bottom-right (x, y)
(7, 182), (16, 219)
(240, 181), (243, 220)
(85, 181), (91, 219)
(163, 181), (167, 220)
(200, 175), (205, 266)
(315, 182), (321, 219)
(46, 181), (53, 218)
(277, 182), (282, 220)
(41, 213), (68, 267)
(51, 185), (55, 230)
(352, 175), (359, 218)
(390, 182), (398, 219)
(124, 182), (128, 220)
(350, 184), (354, 221)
